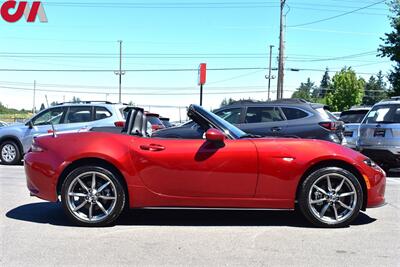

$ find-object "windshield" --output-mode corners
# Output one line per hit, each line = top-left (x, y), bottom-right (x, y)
(364, 104), (400, 124)
(190, 105), (247, 139)
(340, 110), (369, 123)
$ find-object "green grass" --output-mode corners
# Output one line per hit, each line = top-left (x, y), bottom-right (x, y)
(0, 113), (32, 123)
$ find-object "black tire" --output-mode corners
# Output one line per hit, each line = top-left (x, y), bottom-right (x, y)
(298, 167), (363, 228)
(0, 140), (21, 165)
(61, 166), (126, 227)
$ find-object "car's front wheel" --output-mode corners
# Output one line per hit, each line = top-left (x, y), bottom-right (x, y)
(0, 140), (21, 165)
(298, 167), (363, 228)
(61, 166), (126, 227)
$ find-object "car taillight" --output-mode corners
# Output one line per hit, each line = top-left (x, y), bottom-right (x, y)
(114, 121), (125, 127)
(31, 143), (45, 152)
(151, 124), (164, 131)
(319, 122), (337, 131)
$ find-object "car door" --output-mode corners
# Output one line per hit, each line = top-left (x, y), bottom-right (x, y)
(21, 107), (68, 152)
(61, 106), (95, 132)
(238, 106), (287, 137)
(280, 106), (313, 138)
(130, 137), (258, 198)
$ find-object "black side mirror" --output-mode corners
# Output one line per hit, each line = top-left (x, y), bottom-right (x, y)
(26, 121), (33, 129)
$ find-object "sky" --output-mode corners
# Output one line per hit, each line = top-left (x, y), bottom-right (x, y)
(0, 0), (394, 120)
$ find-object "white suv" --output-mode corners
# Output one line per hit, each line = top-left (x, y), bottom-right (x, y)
(0, 101), (127, 165)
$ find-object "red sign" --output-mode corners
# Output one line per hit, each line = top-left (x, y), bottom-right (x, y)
(198, 63), (206, 85)
(1, 0), (47, 23)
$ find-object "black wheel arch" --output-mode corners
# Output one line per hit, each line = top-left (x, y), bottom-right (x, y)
(0, 135), (24, 155)
(295, 160), (368, 211)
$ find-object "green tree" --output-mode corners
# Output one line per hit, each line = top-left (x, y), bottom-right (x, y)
(362, 71), (387, 105)
(50, 101), (59, 106)
(39, 103), (46, 111)
(315, 67), (331, 98)
(378, 0), (400, 95)
(326, 68), (365, 111)
(71, 96), (81, 103)
(291, 78), (315, 101)
(220, 97), (235, 107)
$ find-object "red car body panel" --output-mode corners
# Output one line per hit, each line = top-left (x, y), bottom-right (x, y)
(24, 131), (386, 210)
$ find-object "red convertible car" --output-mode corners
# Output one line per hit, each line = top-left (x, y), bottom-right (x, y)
(24, 104), (386, 227)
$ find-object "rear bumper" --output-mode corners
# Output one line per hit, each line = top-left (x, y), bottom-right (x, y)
(24, 152), (60, 202)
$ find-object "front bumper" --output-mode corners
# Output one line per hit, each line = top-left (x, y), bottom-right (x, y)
(24, 151), (60, 202)
(362, 164), (386, 208)
(359, 146), (400, 167)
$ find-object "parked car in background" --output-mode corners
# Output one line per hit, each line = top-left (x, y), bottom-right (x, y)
(331, 112), (341, 119)
(155, 99), (342, 142)
(0, 121), (7, 127)
(340, 107), (371, 149)
(358, 97), (400, 172)
(160, 117), (173, 128)
(145, 112), (165, 131)
(0, 101), (127, 165)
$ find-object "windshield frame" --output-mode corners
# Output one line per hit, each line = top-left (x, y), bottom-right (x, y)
(188, 104), (247, 139)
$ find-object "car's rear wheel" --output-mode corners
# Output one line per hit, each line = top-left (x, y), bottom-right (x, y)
(61, 166), (126, 227)
(298, 167), (363, 228)
(0, 140), (21, 165)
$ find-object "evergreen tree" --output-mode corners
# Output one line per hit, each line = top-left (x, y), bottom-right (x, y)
(378, 0), (400, 95)
(292, 78), (315, 101)
(317, 68), (331, 98)
(363, 71), (387, 105)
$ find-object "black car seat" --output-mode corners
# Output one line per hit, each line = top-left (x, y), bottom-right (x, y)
(122, 108), (145, 136)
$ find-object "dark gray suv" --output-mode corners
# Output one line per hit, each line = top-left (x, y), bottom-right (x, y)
(153, 99), (342, 143)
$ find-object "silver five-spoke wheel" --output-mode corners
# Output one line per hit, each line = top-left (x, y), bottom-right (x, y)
(299, 167), (362, 227)
(67, 171), (117, 222)
(62, 166), (125, 226)
(308, 174), (357, 224)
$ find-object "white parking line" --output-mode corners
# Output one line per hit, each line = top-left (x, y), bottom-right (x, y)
(387, 178), (400, 184)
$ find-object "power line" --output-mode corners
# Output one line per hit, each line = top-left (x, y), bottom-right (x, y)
(288, 0), (386, 27)
(0, 67), (381, 75)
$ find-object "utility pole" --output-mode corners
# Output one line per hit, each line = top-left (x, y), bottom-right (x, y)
(114, 40), (125, 103)
(266, 45), (274, 101)
(32, 80), (36, 114)
(277, 0), (286, 100)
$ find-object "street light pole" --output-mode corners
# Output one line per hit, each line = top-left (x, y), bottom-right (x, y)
(114, 40), (125, 103)
(277, 0), (286, 100)
(118, 40), (122, 103)
(32, 80), (36, 114)
(267, 45), (274, 101)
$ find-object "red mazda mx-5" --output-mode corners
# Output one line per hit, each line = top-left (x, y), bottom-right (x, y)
(24, 104), (386, 227)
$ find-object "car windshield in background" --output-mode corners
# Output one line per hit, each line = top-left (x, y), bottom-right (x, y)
(364, 104), (400, 124)
(340, 110), (369, 123)
(148, 116), (164, 125)
(315, 107), (332, 120)
(195, 105), (247, 139)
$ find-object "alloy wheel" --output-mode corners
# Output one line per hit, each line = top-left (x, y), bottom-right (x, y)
(308, 173), (357, 224)
(66, 171), (118, 223)
(1, 144), (16, 163)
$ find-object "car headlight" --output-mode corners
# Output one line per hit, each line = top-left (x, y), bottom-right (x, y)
(363, 158), (378, 168)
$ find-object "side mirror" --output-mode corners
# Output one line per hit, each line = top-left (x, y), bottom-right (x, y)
(205, 128), (225, 142)
(26, 121), (33, 129)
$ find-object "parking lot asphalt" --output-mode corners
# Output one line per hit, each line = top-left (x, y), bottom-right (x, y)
(0, 165), (399, 267)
